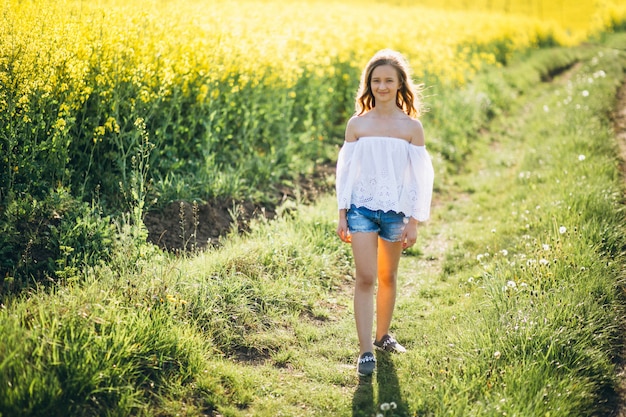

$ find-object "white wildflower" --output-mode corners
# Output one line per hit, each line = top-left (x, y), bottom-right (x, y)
(559, 226), (567, 234)
(582, 90), (589, 97)
(494, 351), (501, 359)
(578, 154), (586, 161)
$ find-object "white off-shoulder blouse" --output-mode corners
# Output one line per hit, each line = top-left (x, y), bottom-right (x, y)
(336, 136), (434, 221)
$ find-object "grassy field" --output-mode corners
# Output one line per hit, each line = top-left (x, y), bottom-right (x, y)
(2, 30), (626, 416)
(2, 0), (626, 415)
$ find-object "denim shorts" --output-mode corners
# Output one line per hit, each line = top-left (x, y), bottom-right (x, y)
(346, 205), (408, 242)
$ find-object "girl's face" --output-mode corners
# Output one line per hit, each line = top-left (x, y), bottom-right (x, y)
(370, 64), (401, 104)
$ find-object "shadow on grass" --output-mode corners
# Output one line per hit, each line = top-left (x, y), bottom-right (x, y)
(376, 352), (409, 416)
(352, 352), (409, 417)
(352, 374), (375, 417)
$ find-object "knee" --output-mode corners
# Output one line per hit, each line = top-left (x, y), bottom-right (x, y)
(378, 272), (397, 288)
(355, 272), (376, 291)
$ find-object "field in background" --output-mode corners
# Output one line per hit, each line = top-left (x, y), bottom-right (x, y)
(389, 0), (626, 37)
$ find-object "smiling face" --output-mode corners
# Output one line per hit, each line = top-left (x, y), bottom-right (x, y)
(370, 64), (401, 105)
(356, 49), (420, 117)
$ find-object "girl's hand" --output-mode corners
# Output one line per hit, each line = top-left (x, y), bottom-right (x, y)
(401, 219), (418, 249)
(336, 217), (352, 243)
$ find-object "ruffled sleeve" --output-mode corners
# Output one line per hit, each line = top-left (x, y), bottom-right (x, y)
(336, 141), (357, 210)
(402, 145), (434, 221)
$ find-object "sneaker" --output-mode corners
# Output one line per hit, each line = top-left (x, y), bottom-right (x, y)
(374, 335), (407, 353)
(357, 351), (376, 376)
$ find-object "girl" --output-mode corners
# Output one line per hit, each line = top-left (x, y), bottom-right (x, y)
(335, 49), (434, 376)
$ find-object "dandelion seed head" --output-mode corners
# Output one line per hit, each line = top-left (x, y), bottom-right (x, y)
(494, 351), (501, 359)
(559, 226), (567, 234)
(582, 90), (589, 97)
(578, 154), (586, 161)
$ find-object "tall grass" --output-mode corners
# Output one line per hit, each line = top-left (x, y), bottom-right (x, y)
(0, 197), (354, 416)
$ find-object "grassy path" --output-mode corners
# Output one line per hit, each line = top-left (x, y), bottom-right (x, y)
(234, 49), (594, 417)
(245, 41), (626, 416)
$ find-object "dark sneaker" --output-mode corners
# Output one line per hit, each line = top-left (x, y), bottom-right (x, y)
(374, 335), (407, 353)
(357, 352), (376, 376)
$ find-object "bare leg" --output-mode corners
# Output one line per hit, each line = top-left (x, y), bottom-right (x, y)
(375, 237), (403, 341)
(351, 232), (378, 355)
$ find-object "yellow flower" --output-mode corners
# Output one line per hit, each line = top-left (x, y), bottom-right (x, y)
(53, 118), (67, 131)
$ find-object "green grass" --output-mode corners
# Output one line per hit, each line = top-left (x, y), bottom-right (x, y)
(1, 34), (626, 416)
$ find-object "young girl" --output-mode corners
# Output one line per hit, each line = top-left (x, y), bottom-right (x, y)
(335, 49), (434, 377)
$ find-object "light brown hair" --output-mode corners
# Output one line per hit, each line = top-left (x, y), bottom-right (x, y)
(355, 49), (424, 117)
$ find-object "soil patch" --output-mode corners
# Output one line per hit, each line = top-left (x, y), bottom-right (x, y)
(143, 164), (336, 252)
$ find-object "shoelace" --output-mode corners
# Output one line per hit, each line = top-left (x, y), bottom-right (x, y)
(359, 354), (375, 364)
(382, 337), (396, 348)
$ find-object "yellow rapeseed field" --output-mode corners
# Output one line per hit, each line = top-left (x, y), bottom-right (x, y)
(3, 0), (624, 124)
(4, 0), (621, 104)
(1, 0), (624, 207)
(385, 0), (626, 37)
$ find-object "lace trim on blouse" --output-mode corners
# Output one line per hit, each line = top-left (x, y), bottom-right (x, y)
(336, 136), (434, 221)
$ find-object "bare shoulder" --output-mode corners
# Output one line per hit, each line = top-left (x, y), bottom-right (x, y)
(345, 115), (363, 142)
(408, 118), (425, 146)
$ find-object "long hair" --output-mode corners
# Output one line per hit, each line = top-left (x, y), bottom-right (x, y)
(355, 49), (424, 118)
